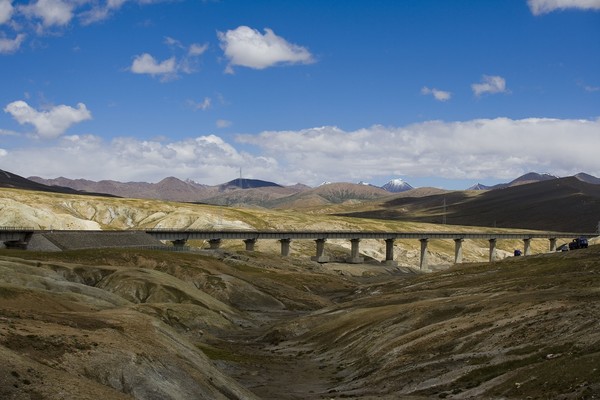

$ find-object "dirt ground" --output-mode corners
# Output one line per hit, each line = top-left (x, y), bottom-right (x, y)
(2, 246), (600, 399)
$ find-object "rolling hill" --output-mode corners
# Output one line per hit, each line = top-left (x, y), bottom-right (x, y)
(339, 177), (600, 232)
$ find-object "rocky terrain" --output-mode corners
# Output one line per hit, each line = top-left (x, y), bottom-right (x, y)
(1, 186), (599, 398)
(1, 241), (599, 399)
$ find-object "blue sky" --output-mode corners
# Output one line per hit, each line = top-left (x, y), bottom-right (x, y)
(1, 0), (599, 189)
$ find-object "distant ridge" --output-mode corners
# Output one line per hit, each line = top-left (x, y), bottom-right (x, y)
(219, 178), (282, 190)
(468, 172), (570, 190)
(467, 183), (492, 191)
(1, 169), (116, 197)
(575, 172), (600, 185)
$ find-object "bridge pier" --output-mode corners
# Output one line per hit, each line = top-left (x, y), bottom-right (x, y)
(489, 238), (497, 262)
(549, 238), (557, 252)
(384, 238), (397, 266)
(454, 238), (464, 264)
(208, 239), (221, 250)
(311, 238), (330, 263)
(346, 238), (364, 264)
(172, 239), (187, 248)
(280, 238), (291, 257)
(244, 238), (257, 251)
(523, 238), (532, 256)
(420, 238), (429, 270)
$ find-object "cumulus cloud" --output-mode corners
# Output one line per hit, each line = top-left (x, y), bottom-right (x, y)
(130, 53), (177, 78)
(79, 0), (128, 25)
(0, 33), (25, 53)
(1, 134), (278, 184)
(4, 117), (600, 187)
(218, 26), (314, 73)
(130, 38), (207, 79)
(471, 75), (508, 96)
(20, 0), (74, 27)
(528, 0), (600, 15)
(421, 87), (451, 102)
(4, 100), (92, 138)
(237, 118), (600, 185)
(0, 0), (14, 25)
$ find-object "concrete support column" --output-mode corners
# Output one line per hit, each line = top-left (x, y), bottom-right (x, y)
(523, 238), (532, 256)
(454, 238), (464, 264)
(384, 238), (397, 266)
(311, 238), (330, 263)
(279, 238), (291, 257)
(549, 238), (557, 252)
(208, 239), (221, 250)
(489, 238), (497, 262)
(244, 238), (257, 251)
(419, 238), (429, 270)
(172, 239), (187, 247)
(346, 238), (364, 264)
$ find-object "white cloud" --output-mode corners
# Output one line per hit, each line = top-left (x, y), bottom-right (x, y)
(237, 118), (600, 185)
(584, 85), (600, 92)
(218, 26), (314, 73)
(0, 33), (25, 53)
(188, 42), (208, 56)
(471, 75), (508, 96)
(528, 0), (600, 15)
(131, 38), (207, 79)
(130, 53), (177, 78)
(0, 148), (7, 156)
(4, 100), (92, 138)
(1, 134), (278, 184)
(421, 87), (451, 102)
(0, 0), (14, 25)
(79, 0), (128, 25)
(4, 117), (600, 187)
(187, 97), (211, 111)
(216, 119), (232, 128)
(20, 0), (74, 27)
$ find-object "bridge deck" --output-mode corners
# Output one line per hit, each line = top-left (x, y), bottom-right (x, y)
(143, 229), (597, 241)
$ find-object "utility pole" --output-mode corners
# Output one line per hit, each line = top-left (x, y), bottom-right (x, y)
(442, 197), (447, 225)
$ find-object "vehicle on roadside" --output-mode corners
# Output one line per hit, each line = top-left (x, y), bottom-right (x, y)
(568, 237), (589, 250)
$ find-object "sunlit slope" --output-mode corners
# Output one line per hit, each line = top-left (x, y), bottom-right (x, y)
(262, 245), (600, 399)
(3, 243), (599, 398)
(0, 187), (569, 265)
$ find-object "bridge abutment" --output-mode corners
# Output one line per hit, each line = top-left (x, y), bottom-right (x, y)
(549, 238), (557, 252)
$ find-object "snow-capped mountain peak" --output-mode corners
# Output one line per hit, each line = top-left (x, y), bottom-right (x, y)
(381, 178), (414, 193)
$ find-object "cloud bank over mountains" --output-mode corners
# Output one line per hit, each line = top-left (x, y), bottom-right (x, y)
(1, 117), (599, 187)
(528, 0), (600, 15)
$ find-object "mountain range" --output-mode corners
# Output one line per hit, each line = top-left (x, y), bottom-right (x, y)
(0, 168), (599, 231)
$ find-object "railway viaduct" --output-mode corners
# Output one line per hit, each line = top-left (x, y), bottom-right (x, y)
(3, 227), (595, 269)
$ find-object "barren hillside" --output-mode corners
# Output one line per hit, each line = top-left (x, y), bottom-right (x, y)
(1, 243), (599, 399)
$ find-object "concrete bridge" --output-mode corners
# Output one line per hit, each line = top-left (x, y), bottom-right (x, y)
(144, 229), (598, 269)
(1, 228), (597, 269)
